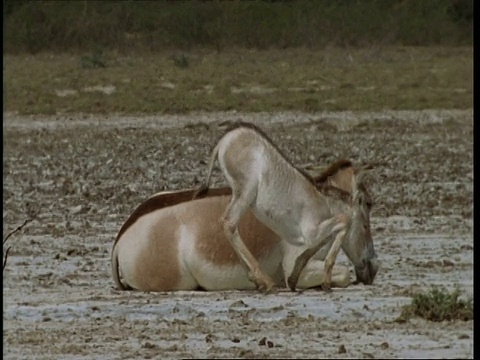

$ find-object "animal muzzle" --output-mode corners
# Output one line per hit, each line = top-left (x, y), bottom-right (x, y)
(354, 257), (379, 285)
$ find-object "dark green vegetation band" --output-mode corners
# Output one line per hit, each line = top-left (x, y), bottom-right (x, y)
(4, 0), (473, 54)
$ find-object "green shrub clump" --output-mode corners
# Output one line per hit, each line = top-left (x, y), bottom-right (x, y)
(397, 286), (473, 322)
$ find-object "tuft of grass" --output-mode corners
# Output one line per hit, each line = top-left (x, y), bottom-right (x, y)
(396, 286), (473, 323)
(172, 54), (189, 69)
(81, 48), (107, 69)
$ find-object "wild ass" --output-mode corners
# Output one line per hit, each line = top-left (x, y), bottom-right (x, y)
(194, 122), (378, 293)
(111, 159), (378, 291)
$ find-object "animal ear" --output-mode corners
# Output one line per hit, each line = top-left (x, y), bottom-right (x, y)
(354, 164), (375, 185)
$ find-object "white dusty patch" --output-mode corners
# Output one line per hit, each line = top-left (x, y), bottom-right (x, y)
(3, 109), (472, 132)
(203, 85), (214, 94)
(160, 82), (176, 90)
(230, 84), (337, 94)
(82, 85), (116, 95)
(357, 85), (376, 91)
(55, 89), (78, 97)
(231, 86), (277, 95)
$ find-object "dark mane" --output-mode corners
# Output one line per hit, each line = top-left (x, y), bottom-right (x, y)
(313, 159), (353, 186)
(225, 121), (316, 185)
(315, 183), (352, 203)
(312, 158), (354, 203)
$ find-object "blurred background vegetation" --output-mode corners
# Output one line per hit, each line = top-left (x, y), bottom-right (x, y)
(4, 0), (472, 114)
(4, 0), (473, 54)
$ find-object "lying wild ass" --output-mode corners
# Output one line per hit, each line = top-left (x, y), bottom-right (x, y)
(195, 122), (378, 293)
(111, 159), (378, 291)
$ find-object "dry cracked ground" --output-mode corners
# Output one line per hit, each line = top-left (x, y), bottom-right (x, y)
(3, 109), (473, 359)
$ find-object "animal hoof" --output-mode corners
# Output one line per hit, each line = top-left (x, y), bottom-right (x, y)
(249, 272), (276, 294)
(263, 279), (277, 293)
(264, 285), (277, 295)
(287, 275), (299, 292)
(257, 278), (276, 294)
(322, 283), (332, 292)
(256, 282), (275, 294)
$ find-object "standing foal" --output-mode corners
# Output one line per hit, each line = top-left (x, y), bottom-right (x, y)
(195, 122), (375, 293)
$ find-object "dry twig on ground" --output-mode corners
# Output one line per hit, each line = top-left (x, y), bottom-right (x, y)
(3, 219), (32, 271)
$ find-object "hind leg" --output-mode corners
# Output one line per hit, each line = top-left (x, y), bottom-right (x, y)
(222, 194), (276, 293)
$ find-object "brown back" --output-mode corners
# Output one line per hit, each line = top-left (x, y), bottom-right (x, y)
(115, 187), (231, 243)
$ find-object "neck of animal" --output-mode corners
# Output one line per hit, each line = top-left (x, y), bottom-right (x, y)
(321, 190), (352, 214)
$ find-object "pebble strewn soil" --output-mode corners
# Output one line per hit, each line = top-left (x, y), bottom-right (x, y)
(3, 109), (473, 359)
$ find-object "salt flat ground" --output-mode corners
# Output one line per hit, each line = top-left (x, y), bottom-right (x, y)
(3, 109), (473, 359)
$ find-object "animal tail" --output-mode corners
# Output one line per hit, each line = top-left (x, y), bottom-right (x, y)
(111, 241), (132, 290)
(193, 142), (220, 199)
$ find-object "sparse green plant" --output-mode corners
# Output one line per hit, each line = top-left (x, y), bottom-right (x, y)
(396, 286), (473, 322)
(172, 54), (189, 69)
(81, 48), (107, 69)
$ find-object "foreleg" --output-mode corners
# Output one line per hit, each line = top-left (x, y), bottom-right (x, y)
(322, 229), (347, 291)
(287, 214), (348, 291)
(295, 259), (350, 289)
